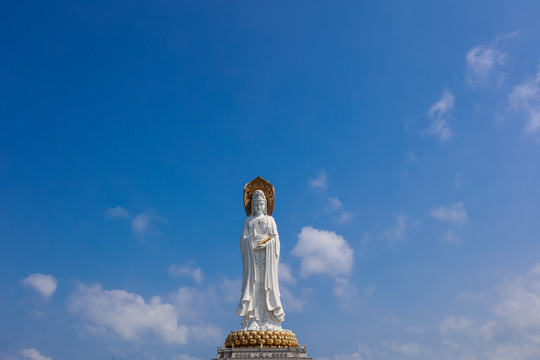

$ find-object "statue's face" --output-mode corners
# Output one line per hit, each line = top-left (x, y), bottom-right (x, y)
(252, 201), (265, 215)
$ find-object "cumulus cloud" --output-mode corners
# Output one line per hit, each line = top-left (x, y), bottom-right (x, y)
(105, 206), (129, 219)
(309, 171), (327, 189)
(431, 202), (468, 223)
(292, 226), (353, 278)
(169, 262), (204, 284)
(509, 70), (540, 134)
(68, 283), (188, 344)
(20, 348), (52, 360)
(425, 89), (454, 141)
(22, 273), (57, 299)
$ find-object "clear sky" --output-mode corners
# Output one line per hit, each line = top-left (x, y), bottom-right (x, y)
(2, 1), (540, 360)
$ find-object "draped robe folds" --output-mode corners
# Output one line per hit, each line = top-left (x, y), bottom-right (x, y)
(236, 214), (285, 329)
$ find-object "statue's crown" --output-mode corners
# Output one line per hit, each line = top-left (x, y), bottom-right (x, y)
(252, 190), (267, 202)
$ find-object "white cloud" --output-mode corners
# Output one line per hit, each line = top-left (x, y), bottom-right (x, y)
(529, 264), (540, 276)
(380, 341), (422, 357)
(327, 197), (353, 224)
(405, 325), (425, 334)
(425, 89), (454, 141)
(406, 150), (418, 162)
(68, 283), (188, 344)
(172, 355), (203, 360)
(309, 171), (328, 189)
(332, 277), (359, 302)
(105, 206), (129, 219)
(384, 213), (408, 240)
(169, 262), (204, 284)
(22, 273), (57, 299)
(292, 226), (354, 278)
(509, 70), (540, 134)
(131, 211), (164, 234)
(439, 316), (476, 335)
(328, 197), (343, 211)
(466, 32), (517, 85)
(493, 267), (540, 329)
(431, 202), (467, 223)
(280, 286), (305, 312)
(332, 352), (365, 360)
(442, 230), (462, 244)
(279, 263), (296, 284)
(190, 324), (222, 344)
(132, 214), (150, 233)
(434, 263), (540, 359)
(219, 278), (242, 304)
(20, 348), (52, 360)
(466, 46), (506, 84)
(170, 286), (208, 320)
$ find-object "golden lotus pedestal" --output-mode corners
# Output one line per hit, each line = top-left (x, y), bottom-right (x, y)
(213, 330), (311, 360)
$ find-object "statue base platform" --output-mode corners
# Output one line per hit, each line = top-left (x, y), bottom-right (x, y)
(214, 346), (311, 360)
(224, 330), (299, 348)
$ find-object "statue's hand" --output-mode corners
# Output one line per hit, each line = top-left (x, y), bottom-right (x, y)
(255, 243), (267, 249)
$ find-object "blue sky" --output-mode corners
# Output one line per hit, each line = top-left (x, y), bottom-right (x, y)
(2, 1), (540, 360)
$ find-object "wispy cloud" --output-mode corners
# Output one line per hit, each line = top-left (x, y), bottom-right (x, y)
(425, 89), (455, 141)
(327, 197), (353, 224)
(131, 211), (165, 234)
(466, 32), (517, 85)
(169, 262), (204, 284)
(278, 262), (296, 284)
(509, 70), (540, 135)
(439, 315), (476, 335)
(442, 230), (462, 244)
(406, 150), (418, 163)
(309, 170), (328, 190)
(431, 202), (468, 223)
(431, 263), (540, 359)
(22, 273), (57, 299)
(105, 206), (129, 219)
(466, 46), (506, 84)
(384, 213), (408, 240)
(20, 348), (52, 360)
(380, 342), (422, 357)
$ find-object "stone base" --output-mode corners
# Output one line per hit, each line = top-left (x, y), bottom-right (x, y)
(214, 346), (311, 360)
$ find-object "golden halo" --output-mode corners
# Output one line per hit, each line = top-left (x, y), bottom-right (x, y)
(243, 176), (275, 216)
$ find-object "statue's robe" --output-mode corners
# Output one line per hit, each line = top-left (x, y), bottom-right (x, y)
(236, 214), (284, 327)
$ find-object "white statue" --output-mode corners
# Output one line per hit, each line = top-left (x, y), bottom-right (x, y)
(236, 188), (284, 331)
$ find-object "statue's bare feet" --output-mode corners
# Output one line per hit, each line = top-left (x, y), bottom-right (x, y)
(246, 320), (259, 331)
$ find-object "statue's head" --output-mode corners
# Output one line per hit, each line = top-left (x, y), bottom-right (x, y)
(251, 190), (267, 215)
